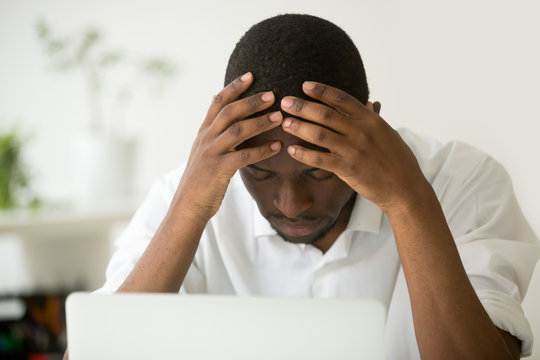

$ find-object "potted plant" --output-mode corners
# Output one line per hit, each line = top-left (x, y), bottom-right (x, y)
(0, 130), (40, 210)
(35, 20), (176, 205)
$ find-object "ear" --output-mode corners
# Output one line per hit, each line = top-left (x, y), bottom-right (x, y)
(373, 101), (381, 115)
(366, 101), (382, 115)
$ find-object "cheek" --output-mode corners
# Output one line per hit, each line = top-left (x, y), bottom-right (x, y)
(239, 171), (273, 205)
(317, 184), (355, 213)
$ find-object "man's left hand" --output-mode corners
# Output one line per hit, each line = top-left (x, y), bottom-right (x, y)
(280, 81), (432, 214)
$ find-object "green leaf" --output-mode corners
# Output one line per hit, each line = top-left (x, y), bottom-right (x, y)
(98, 52), (123, 67)
(141, 58), (177, 77)
(75, 28), (101, 62)
(35, 19), (50, 40)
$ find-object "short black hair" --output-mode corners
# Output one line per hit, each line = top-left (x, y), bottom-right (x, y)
(225, 14), (369, 116)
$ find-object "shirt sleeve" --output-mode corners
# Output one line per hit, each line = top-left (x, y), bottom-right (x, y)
(436, 148), (540, 356)
(94, 166), (207, 295)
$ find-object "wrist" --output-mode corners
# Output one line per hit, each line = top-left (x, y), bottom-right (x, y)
(383, 179), (440, 221)
(169, 195), (214, 225)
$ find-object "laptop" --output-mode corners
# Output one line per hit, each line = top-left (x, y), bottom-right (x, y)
(66, 292), (386, 360)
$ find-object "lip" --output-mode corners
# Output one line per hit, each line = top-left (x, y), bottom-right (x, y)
(271, 217), (323, 238)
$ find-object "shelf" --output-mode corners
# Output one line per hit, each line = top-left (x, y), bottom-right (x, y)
(0, 201), (138, 240)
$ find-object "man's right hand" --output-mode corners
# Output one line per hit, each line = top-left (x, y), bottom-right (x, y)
(117, 72), (281, 294)
(173, 72), (282, 222)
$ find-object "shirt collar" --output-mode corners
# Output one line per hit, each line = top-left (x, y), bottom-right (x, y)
(252, 194), (383, 238)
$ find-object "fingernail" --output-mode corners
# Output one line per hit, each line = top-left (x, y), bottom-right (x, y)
(269, 112), (282, 122)
(262, 92), (274, 102)
(282, 118), (292, 128)
(270, 142), (281, 151)
(303, 81), (315, 90)
(241, 72), (251, 81)
(281, 98), (293, 108)
(287, 146), (296, 156)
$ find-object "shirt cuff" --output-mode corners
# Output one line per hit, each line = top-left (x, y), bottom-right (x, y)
(476, 288), (533, 356)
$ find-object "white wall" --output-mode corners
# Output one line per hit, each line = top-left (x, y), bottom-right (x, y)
(1, 0), (539, 356)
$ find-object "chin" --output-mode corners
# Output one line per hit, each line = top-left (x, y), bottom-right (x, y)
(271, 219), (336, 246)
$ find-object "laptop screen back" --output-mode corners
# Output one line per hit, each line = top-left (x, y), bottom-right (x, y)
(66, 292), (386, 360)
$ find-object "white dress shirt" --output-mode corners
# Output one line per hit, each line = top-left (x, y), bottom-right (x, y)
(97, 128), (540, 358)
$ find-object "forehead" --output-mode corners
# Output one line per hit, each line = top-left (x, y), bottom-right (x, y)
(240, 120), (327, 171)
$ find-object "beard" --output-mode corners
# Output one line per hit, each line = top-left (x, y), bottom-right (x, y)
(269, 215), (339, 245)
(266, 193), (356, 246)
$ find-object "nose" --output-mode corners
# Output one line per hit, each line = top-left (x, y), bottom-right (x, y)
(273, 180), (313, 219)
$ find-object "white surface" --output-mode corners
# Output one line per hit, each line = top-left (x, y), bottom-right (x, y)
(1, 0), (539, 356)
(0, 202), (135, 292)
(70, 133), (136, 205)
(66, 293), (386, 360)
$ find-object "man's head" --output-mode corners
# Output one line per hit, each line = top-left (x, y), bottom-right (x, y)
(225, 14), (370, 249)
(225, 14), (369, 114)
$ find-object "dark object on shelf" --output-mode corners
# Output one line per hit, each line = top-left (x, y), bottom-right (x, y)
(0, 293), (68, 360)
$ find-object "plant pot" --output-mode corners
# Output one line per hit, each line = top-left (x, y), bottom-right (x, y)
(71, 133), (136, 206)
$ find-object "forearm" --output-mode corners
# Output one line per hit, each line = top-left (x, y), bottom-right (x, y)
(387, 185), (517, 360)
(117, 199), (207, 293)
(116, 72), (282, 293)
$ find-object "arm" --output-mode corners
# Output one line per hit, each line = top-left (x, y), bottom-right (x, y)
(279, 81), (520, 359)
(62, 73), (282, 359)
(386, 183), (520, 359)
(117, 72), (282, 293)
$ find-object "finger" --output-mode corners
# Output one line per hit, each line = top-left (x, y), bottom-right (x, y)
(281, 117), (341, 150)
(225, 141), (282, 170)
(203, 72), (253, 128)
(302, 81), (368, 117)
(218, 111), (283, 150)
(286, 144), (339, 173)
(280, 96), (347, 134)
(212, 91), (275, 135)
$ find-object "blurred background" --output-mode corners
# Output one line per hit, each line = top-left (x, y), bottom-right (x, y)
(1, 0), (539, 358)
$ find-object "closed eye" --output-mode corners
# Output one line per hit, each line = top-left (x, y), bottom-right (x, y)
(245, 165), (276, 181)
(306, 168), (334, 180)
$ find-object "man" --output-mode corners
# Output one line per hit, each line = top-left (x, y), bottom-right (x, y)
(95, 14), (539, 359)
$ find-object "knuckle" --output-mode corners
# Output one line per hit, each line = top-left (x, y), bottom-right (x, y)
(228, 123), (242, 137)
(258, 145), (268, 156)
(312, 154), (323, 166)
(247, 95), (258, 107)
(314, 130), (326, 142)
(219, 104), (232, 118)
(317, 84), (329, 97)
(230, 78), (241, 90)
(350, 162), (361, 175)
(213, 92), (223, 104)
(334, 91), (348, 103)
(294, 100), (304, 112)
(319, 107), (332, 121)
(239, 150), (250, 162)
(291, 120), (301, 132)
(256, 116), (267, 129)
